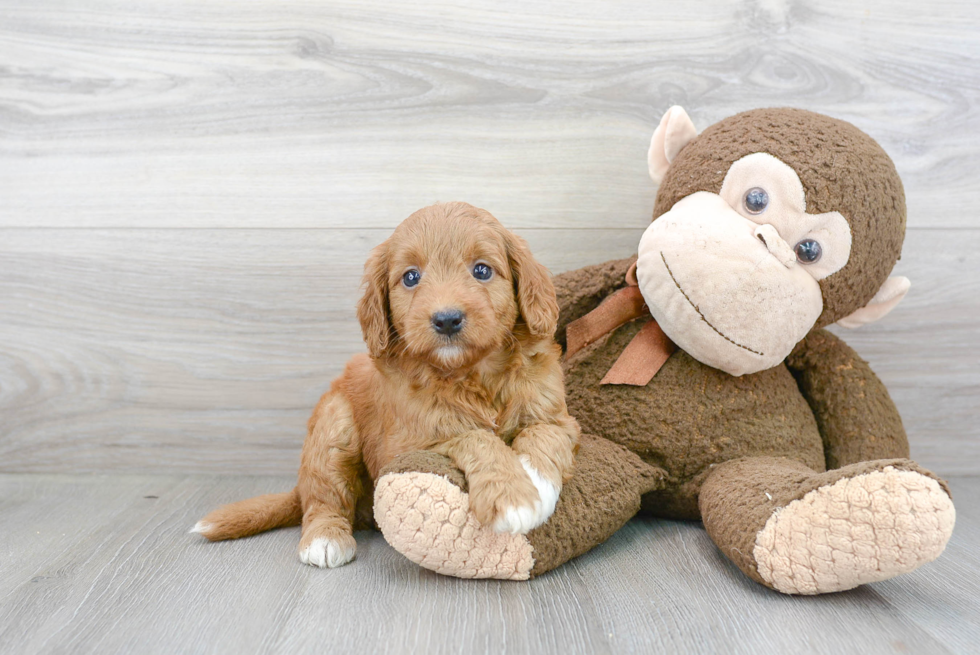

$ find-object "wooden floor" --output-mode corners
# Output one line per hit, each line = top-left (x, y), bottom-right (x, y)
(0, 473), (977, 655)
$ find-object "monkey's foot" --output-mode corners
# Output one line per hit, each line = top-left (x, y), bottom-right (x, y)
(375, 436), (664, 580)
(374, 468), (534, 580)
(754, 466), (955, 595)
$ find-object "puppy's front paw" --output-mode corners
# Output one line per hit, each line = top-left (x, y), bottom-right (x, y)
(493, 504), (540, 535)
(491, 456), (561, 535)
(520, 455), (561, 524)
(298, 533), (356, 569)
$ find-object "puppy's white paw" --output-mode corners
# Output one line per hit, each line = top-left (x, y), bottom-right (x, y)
(521, 456), (561, 523)
(298, 537), (356, 569)
(493, 456), (561, 535)
(494, 504), (540, 535)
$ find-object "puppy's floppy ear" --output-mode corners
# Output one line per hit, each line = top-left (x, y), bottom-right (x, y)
(504, 230), (559, 338)
(356, 242), (393, 358)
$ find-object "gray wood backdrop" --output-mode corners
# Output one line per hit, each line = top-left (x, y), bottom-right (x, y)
(2, 0), (978, 476)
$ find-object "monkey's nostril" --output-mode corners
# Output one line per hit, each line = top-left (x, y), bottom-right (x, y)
(754, 224), (796, 268)
(431, 309), (465, 336)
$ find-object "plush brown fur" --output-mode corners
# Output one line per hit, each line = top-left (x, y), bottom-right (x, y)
(194, 202), (579, 563)
(556, 259), (912, 517)
(544, 110), (949, 589)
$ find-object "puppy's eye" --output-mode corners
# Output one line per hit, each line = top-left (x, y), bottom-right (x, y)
(402, 269), (421, 288)
(794, 239), (822, 264)
(472, 263), (493, 281)
(744, 187), (769, 214)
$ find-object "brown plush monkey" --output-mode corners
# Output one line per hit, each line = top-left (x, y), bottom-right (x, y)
(371, 108), (955, 594)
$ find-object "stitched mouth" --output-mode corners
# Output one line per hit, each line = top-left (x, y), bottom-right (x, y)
(660, 252), (764, 357)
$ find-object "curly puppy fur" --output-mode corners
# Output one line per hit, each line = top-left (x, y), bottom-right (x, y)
(193, 202), (579, 567)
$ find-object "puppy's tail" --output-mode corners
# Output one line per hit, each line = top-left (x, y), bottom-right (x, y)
(191, 487), (302, 542)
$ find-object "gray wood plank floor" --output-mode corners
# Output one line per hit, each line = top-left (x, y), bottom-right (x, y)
(0, 473), (977, 655)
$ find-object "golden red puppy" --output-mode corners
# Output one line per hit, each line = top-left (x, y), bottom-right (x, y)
(192, 202), (580, 568)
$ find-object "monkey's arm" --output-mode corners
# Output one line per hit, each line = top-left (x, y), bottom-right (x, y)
(785, 328), (909, 469)
(554, 255), (636, 351)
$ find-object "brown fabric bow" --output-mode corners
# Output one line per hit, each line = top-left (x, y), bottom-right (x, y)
(565, 264), (676, 386)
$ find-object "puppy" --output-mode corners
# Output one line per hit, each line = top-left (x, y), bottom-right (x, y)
(192, 202), (580, 568)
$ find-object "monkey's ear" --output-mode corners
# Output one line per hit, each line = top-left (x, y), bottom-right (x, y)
(648, 105), (698, 185)
(836, 276), (911, 329)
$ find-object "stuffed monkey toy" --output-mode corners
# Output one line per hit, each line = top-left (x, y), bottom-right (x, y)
(371, 107), (956, 594)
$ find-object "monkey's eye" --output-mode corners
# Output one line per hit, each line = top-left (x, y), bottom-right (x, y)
(402, 269), (422, 288)
(472, 263), (493, 281)
(794, 239), (822, 264)
(744, 187), (769, 214)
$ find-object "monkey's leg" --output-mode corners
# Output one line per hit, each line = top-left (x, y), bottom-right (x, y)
(699, 456), (955, 595)
(373, 433), (665, 580)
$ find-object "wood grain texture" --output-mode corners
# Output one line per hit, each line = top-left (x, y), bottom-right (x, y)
(0, 473), (977, 654)
(1, 0), (979, 476)
(1, 0), (978, 229)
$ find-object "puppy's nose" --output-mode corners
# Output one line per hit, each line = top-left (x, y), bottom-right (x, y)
(431, 309), (465, 336)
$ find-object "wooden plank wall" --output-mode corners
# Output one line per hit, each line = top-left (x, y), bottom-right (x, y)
(1, 0), (978, 475)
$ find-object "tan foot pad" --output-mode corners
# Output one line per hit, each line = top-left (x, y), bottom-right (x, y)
(374, 472), (535, 580)
(754, 467), (955, 595)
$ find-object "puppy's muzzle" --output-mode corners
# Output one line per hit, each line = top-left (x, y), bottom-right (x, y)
(431, 309), (465, 336)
